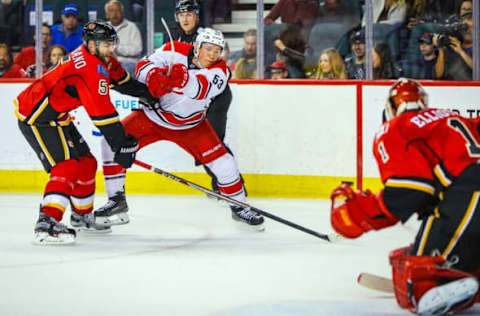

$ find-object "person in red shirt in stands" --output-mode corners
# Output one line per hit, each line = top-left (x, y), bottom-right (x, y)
(14, 23), (52, 72)
(0, 43), (26, 78)
(264, 0), (318, 37)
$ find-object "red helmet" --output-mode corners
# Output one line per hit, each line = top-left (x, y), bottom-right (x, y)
(385, 78), (428, 120)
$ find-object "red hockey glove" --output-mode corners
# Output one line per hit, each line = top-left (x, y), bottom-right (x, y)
(145, 66), (170, 98)
(106, 57), (128, 82)
(167, 63), (189, 89)
(330, 183), (399, 238)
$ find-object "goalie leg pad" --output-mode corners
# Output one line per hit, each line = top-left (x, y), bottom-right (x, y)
(389, 249), (478, 314)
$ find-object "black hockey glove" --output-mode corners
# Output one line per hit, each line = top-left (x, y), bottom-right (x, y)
(114, 134), (139, 168)
(138, 95), (160, 111)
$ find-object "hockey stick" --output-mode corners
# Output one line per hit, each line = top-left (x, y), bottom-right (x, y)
(134, 160), (341, 242)
(357, 272), (394, 293)
(161, 17), (175, 75)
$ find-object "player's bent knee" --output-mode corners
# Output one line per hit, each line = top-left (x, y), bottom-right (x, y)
(50, 159), (80, 183)
(79, 152), (98, 178)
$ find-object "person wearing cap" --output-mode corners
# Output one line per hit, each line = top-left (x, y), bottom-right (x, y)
(344, 31), (366, 79)
(51, 3), (83, 53)
(402, 32), (437, 79)
(268, 61), (289, 79)
(105, 0), (142, 76)
(433, 10), (472, 80)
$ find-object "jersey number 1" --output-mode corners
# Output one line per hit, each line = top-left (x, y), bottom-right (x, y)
(448, 118), (480, 157)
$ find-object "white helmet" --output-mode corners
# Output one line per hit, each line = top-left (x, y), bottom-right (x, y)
(194, 28), (225, 52)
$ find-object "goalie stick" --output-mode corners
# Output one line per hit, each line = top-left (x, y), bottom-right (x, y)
(134, 160), (341, 243)
(357, 272), (394, 293)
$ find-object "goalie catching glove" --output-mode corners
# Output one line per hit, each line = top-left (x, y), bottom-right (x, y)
(114, 134), (139, 168)
(330, 183), (399, 238)
(146, 63), (189, 98)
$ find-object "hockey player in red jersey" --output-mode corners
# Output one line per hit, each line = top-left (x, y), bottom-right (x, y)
(94, 28), (264, 230)
(15, 21), (139, 244)
(330, 78), (480, 315)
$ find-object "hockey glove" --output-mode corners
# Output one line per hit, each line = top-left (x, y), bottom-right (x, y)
(145, 66), (171, 98)
(167, 63), (189, 89)
(330, 183), (399, 238)
(106, 57), (127, 83)
(114, 134), (139, 169)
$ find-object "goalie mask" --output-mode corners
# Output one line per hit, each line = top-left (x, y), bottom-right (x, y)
(385, 78), (428, 121)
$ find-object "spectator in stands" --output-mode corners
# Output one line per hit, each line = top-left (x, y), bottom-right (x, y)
(362, 0), (407, 26)
(51, 3), (83, 53)
(14, 24), (52, 72)
(26, 45), (67, 78)
(268, 61), (289, 79)
(230, 29), (257, 78)
(105, 0), (142, 75)
(274, 25), (306, 78)
(345, 30), (366, 79)
(373, 42), (403, 79)
(314, 47), (347, 79)
(402, 32), (437, 79)
(433, 11), (472, 80)
(0, 43), (26, 78)
(458, 0), (472, 17)
(0, 0), (23, 48)
(264, 0), (319, 38)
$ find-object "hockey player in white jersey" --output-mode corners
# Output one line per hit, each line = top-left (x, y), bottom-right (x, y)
(94, 28), (264, 230)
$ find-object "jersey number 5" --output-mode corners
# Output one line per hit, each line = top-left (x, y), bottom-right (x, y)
(448, 118), (480, 157)
(98, 79), (108, 95)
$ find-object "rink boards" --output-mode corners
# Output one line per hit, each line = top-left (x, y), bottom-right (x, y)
(1, 79), (479, 197)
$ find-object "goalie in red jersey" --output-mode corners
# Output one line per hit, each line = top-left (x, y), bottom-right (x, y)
(330, 78), (480, 315)
(15, 21), (140, 245)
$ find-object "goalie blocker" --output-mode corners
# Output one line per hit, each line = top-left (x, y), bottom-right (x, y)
(329, 78), (480, 315)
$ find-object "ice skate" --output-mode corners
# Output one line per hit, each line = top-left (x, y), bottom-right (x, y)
(94, 192), (129, 226)
(70, 212), (112, 233)
(417, 277), (479, 316)
(231, 206), (265, 231)
(34, 212), (76, 245)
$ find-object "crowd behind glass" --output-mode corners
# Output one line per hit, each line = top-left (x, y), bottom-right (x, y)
(0, 0), (476, 81)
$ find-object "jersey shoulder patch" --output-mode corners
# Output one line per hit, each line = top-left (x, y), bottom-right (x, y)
(164, 41), (193, 57)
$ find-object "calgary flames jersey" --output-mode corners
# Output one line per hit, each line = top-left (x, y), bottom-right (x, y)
(136, 41), (230, 130)
(14, 45), (127, 151)
(373, 108), (480, 221)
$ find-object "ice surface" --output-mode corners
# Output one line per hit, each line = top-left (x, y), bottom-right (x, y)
(0, 193), (478, 316)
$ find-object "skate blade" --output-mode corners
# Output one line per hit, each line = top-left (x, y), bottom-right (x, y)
(76, 226), (112, 234)
(417, 277), (479, 316)
(33, 232), (76, 245)
(96, 213), (130, 226)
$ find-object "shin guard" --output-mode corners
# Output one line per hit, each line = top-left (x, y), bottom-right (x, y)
(71, 153), (97, 215)
(42, 159), (79, 221)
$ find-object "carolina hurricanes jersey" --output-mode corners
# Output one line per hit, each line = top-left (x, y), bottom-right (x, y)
(14, 45), (127, 151)
(135, 41), (230, 130)
(373, 108), (480, 221)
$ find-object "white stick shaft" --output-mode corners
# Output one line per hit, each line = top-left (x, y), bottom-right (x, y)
(161, 18), (175, 75)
